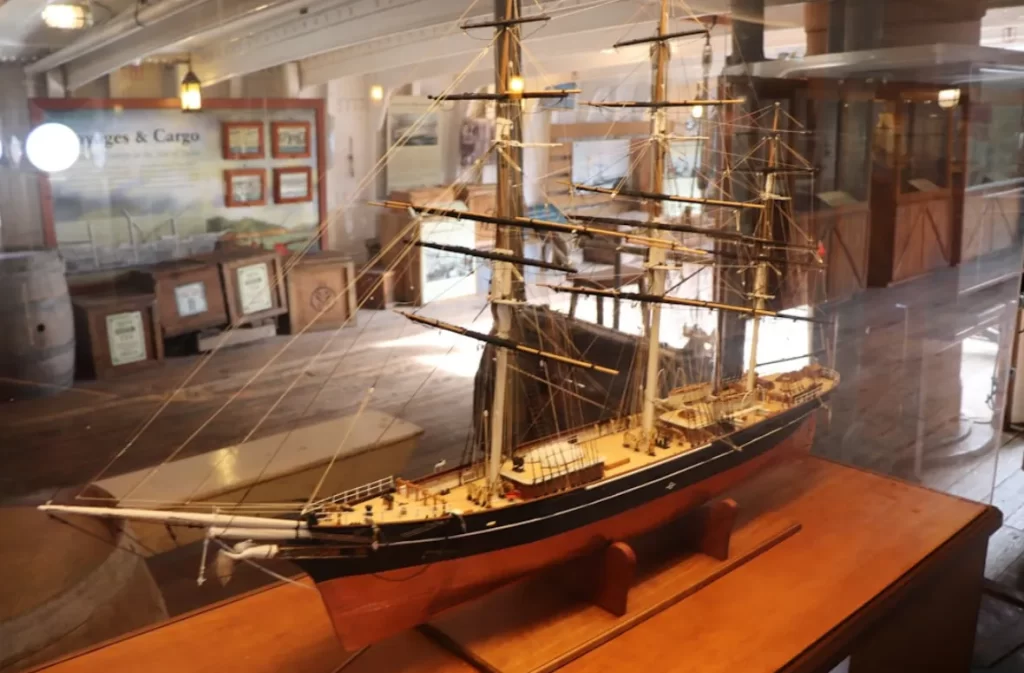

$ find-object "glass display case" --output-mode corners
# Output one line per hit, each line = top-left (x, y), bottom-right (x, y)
(3, 5), (1024, 672)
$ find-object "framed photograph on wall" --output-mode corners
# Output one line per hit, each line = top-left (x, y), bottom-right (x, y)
(273, 166), (313, 204)
(271, 121), (312, 158)
(222, 121), (264, 160)
(224, 169), (266, 207)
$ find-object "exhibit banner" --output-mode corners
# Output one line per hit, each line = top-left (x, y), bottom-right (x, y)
(34, 100), (324, 273)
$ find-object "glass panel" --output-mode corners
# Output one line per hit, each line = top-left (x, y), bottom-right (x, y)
(900, 100), (950, 192)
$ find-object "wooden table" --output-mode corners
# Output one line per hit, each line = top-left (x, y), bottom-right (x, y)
(30, 456), (1000, 673)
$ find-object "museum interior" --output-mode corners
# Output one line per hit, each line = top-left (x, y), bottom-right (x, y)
(6, 0), (1024, 670)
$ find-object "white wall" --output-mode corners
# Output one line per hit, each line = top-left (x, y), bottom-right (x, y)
(325, 74), (376, 260)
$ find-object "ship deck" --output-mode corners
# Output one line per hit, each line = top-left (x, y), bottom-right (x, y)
(314, 368), (837, 526)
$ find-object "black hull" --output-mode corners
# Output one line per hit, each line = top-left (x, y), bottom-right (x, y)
(291, 395), (825, 583)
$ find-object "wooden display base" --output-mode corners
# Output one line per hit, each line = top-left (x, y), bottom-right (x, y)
(421, 498), (797, 673)
(29, 457), (1001, 673)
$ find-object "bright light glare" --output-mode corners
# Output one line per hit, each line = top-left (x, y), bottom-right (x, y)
(25, 123), (81, 173)
(42, 3), (90, 29)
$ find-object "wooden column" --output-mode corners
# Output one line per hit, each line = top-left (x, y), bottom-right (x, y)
(0, 65), (46, 251)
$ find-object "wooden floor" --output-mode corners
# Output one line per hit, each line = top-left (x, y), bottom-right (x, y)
(4, 247), (1024, 669)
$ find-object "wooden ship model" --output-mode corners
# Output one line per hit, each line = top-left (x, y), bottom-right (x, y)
(40, 0), (838, 652)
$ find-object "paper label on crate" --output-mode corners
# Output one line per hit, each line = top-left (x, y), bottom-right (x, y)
(237, 263), (273, 315)
(106, 311), (147, 366)
(174, 281), (208, 317)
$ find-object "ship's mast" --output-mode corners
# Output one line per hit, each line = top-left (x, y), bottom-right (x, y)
(639, 0), (671, 453)
(494, 0), (526, 299)
(745, 103), (782, 392)
(488, 0), (524, 500)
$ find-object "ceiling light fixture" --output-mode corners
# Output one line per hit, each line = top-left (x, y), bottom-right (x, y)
(42, 2), (92, 29)
(180, 63), (202, 112)
(937, 88), (961, 109)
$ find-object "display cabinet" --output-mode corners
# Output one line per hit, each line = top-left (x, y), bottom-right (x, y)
(867, 89), (956, 287)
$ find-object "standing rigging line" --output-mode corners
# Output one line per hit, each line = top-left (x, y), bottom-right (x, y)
(83, 36), (502, 494)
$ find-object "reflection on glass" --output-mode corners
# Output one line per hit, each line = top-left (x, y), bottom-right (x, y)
(900, 100), (949, 192)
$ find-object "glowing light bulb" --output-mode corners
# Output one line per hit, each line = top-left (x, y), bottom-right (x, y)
(508, 76), (525, 95)
(370, 85), (384, 101)
(179, 68), (202, 112)
(937, 88), (961, 109)
(691, 105), (704, 119)
(42, 3), (91, 29)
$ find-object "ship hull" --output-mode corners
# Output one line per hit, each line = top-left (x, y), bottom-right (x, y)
(292, 400), (822, 649)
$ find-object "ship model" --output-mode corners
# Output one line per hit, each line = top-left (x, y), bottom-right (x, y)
(40, 0), (838, 652)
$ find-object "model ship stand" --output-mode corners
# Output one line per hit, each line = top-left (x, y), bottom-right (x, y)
(414, 494), (802, 673)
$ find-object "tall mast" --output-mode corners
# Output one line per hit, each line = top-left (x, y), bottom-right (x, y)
(494, 0), (526, 300)
(639, 0), (670, 454)
(488, 254), (513, 500)
(487, 0), (524, 500)
(745, 103), (781, 392)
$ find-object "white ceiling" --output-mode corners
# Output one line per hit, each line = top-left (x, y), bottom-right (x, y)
(6, 0), (1024, 93)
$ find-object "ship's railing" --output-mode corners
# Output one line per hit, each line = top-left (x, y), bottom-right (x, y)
(305, 475), (395, 512)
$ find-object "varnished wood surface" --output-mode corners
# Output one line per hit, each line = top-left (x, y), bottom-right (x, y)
(28, 456), (999, 673)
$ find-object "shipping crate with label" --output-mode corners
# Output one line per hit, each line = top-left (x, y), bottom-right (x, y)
(72, 293), (164, 379)
(204, 250), (288, 326)
(124, 259), (229, 337)
(284, 252), (358, 333)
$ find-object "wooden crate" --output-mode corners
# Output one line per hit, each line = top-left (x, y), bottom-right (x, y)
(123, 259), (228, 338)
(356, 267), (394, 310)
(203, 249), (288, 326)
(284, 252), (358, 333)
(72, 293), (164, 380)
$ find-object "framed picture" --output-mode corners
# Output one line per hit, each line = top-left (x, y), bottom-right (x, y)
(271, 121), (312, 158)
(273, 166), (313, 204)
(222, 121), (264, 160)
(223, 169), (266, 207)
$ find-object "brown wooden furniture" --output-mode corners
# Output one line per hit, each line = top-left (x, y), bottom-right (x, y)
(30, 456), (999, 673)
(356, 267), (394, 310)
(123, 260), (229, 338)
(377, 186), (462, 306)
(794, 203), (871, 304)
(71, 293), (164, 380)
(868, 92), (956, 287)
(203, 249), (288, 326)
(567, 264), (646, 329)
(283, 252), (357, 334)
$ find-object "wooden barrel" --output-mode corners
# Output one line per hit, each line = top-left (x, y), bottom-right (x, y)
(0, 488), (168, 671)
(0, 251), (75, 399)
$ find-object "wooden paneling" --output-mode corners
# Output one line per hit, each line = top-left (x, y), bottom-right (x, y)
(961, 187), (1021, 263)
(792, 204), (870, 305)
(892, 192), (954, 284)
